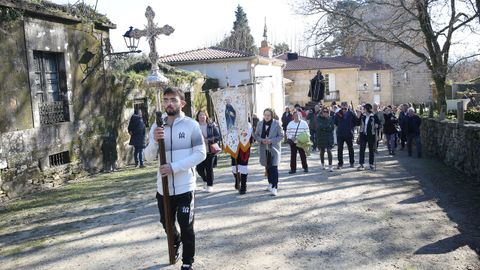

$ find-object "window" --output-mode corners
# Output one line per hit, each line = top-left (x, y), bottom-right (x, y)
(373, 72), (381, 90)
(324, 74), (330, 94)
(403, 72), (410, 84)
(49, 151), (70, 167)
(33, 51), (69, 125)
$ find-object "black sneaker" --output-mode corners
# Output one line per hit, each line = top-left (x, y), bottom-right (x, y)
(288, 170), (296, 174)
(349, 163), (355, 168)
(336, 164), (343, 170)
(181, 264), (193, 270)
(303, 168), (308, 173)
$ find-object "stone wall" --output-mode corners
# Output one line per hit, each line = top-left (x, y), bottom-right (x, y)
(421, 118), (480, 182)
(0, 14), (121, 201)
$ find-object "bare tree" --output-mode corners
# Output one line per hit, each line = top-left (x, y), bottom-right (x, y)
(297, 0), (480, 106)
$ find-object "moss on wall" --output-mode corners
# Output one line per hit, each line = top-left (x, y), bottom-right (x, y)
(0, 20), (33, 132)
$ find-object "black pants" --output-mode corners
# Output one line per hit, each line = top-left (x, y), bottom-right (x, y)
(337, 136), (354, 166)
(310, 129), (317, 150)
(196, 154), (215, 186)
(319, 147), (332, 165)
(400, 130), (407, 149)
(156, 191), (195, 265)
(407, 133), (422, 157)
(289, 143), (308, 172)
(359, 133), (375, 165)
(266, 166), (279, 188)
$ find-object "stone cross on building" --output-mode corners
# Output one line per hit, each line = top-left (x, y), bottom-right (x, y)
(130, 6), (174, 85)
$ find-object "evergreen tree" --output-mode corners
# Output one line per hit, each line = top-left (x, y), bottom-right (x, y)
(217, 5), (256, 53)
(273, 42), (290, 55)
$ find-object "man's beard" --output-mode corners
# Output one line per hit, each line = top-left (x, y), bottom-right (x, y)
(166, 107), (180, 116)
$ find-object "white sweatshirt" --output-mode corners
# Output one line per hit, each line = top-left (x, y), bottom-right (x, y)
(144, 114), (206, 195)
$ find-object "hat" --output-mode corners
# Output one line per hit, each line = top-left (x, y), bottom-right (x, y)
(363, 103), (372, 110)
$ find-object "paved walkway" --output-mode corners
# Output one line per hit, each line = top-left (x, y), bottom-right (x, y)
(0, 143), (479, 270)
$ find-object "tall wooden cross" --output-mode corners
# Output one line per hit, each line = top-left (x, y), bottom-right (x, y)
(131, 6), (174, 85)
(131, 7), (177, 265)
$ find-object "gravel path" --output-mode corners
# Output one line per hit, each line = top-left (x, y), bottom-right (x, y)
(1, 143), (479, 270)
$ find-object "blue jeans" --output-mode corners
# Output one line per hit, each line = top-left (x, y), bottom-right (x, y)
(407, 134), (422, 157)
(385, 133), (397, 153)
(134, 146), (144, 166)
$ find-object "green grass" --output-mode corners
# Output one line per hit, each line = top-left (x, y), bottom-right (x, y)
(0, 153), (235, 257)
(0, 166), (158, 257)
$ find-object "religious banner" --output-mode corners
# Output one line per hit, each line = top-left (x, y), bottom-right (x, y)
(211, 86), (251, 158)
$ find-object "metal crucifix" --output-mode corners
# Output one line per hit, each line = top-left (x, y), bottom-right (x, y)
(130, 6), (174, 86)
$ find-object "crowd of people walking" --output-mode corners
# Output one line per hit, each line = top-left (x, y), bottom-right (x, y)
(129, 98), (424, 199)
(136, 87), (427, 270)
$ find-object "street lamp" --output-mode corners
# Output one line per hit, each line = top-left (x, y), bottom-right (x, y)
(123, 26), (140, 52)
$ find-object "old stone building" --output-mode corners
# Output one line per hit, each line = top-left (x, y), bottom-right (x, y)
(351, 2), (434, 105)
(356, 43), (433, 105)
(0, 0), (118, 200)
(0, 1), (203, 201)
(277, 53), (393, 107)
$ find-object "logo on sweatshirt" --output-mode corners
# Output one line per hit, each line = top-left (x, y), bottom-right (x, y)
(179, 132), (185, 139)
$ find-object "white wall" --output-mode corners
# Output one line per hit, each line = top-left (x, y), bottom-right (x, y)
(253, 64), (284, 119)
(175, 59), (285, 120)
(175, 61), (252, 87)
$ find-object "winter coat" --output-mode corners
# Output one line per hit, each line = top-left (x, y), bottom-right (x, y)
(399, 111), (408, 129)
(281, 112), (293, 130)
(334, 110), (359, 138)
(254, 119), (283, 167)
(405, 115), (422, 135)
(202, 122), (221, 154)
(359, 113), (380, 137)
(315, 116), (334, 148)
(383, 113), (399, 135)
(128, 114), (146, 147)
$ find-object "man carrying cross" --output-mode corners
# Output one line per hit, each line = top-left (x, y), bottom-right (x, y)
(145, 87), (206, 270)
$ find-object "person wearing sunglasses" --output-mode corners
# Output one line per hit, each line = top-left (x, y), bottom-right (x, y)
(334, 101), (360, 169)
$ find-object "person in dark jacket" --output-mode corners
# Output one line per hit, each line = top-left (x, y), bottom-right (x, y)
(316, 107), (335, 171)
(334, 101), (359, 169)
(307, 104), (320, 151)
(398, 104), (408, 150)
(128, 109), (146, 168)
(357, 104), (381, 170)
(405, 107), (422, 158)
(281, 107), (293, 141)
(383, 106), (399, 155)
(195, 109), (221, 192)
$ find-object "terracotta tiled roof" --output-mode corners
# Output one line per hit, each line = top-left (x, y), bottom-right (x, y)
(276, 53), (391, 71)
(159, 47), (255, 64)
(328, 56), (392, 71)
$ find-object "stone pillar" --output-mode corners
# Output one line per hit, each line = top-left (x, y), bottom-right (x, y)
(457, 101), (464, 125)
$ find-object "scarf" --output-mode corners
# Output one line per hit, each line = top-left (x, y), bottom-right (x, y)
(261, 119), (273, 139)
